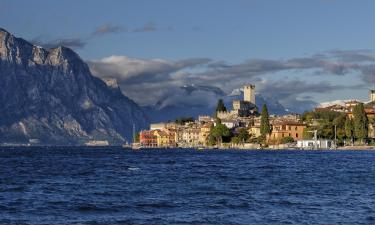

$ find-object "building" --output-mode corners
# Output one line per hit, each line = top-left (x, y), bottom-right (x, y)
(297, 140), (333, 149)
(198, 115), (213, 123)
(268, 121), (306, 144)
(181, 127), (200, 146)
(140, 130), (157, 147)
(150, 123), (166, 130)
(220, 119), (239, 129)
(249, 125), (261, 138)
(217, 84), (257, 120)
(371, 90), (375, 102)
(244, 84), (255, 104)
(199, 124), (212, 146)
(345, 100), (362, 109)
(154, 129), (176, 147)
(347, 108), (375, 119)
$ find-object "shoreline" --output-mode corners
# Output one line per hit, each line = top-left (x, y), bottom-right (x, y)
(2, 145), (375, 151)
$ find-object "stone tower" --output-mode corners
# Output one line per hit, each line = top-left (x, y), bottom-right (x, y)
(244, 84), (255, 104)
(371, 90), (375, 102)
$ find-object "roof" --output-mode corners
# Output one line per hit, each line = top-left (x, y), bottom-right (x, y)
(272, 121), (305, 126)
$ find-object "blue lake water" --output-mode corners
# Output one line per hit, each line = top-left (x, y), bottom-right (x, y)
(1, 147), (375, 225)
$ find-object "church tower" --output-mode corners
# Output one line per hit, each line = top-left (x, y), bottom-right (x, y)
(244, 84), (255, 104)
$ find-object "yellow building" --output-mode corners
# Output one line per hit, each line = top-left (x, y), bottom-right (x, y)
(182, 127), (200, 146)
(199, 124), (212, 146)
(153, 129), (176, 147)
(249, 125), (261, 138)
(268, 121), (306, 144)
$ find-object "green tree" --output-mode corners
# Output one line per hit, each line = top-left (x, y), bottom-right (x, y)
(237, 128), (250, 143)
(231, 136), (241, 145)
(231, 128), (250, 145)
(134, 133), (140, 143)
(280, 136), (295, 144)
(215, 99), (227, 112)
(210, 123), (231, 145)
(345, 117), (354, 145)
(260, 104), (271, 138)
(353, 103), (368, 143)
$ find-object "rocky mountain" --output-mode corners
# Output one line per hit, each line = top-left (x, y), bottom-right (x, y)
(0, 28), (148, 145)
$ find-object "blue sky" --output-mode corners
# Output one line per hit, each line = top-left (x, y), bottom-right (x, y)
(1, 0), (375, 111)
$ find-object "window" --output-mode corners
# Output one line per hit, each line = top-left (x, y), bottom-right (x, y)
(296, 133), (298, 138)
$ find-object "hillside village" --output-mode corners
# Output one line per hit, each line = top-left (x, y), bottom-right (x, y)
(138, 84), (307, 149)
(138, 84), (375, 149)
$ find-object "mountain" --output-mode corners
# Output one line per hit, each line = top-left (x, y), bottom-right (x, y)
(0, 28), (148, 145)
(144, 93), (289, 123)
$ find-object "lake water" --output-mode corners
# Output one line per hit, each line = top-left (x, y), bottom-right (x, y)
(1, 147), (375, 225)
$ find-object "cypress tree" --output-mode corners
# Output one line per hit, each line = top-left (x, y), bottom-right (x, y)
(260, 104), (271, 137)
(345, 117), (354, 145)
(215, 99), (227, 112)
(353, 103), (368, 143)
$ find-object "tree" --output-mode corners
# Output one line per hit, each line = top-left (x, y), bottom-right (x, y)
(345, 117), (354, 146)
(134, 133), (140, 143)
(237, 128), (250, 144)
(215, 99), (227, 112)
(260, 104), (271, 138)
(231, 136), (241, 145)
(231, 128), (250, 145)
(353, 103), (368, 144)
(280, 136), (295, 144)
(210, 123), (231, 145)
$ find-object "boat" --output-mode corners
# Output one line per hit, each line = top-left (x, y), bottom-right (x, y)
(131, 142), (141, 150)
(122, 141), (131, 148)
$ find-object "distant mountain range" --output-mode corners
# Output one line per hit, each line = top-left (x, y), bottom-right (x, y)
(0, 28), (148, 145)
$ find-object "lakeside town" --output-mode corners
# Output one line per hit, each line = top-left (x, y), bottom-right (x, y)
(134, 84), (375, 150)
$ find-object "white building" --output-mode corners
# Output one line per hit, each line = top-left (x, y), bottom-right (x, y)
(220, 120), (239, 129)
(297, 140), (334, 150)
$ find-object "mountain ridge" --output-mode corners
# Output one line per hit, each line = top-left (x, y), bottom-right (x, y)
(0, 28), (148, 145)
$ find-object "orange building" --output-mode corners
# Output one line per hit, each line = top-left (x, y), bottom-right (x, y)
(268, 121), (306, 144)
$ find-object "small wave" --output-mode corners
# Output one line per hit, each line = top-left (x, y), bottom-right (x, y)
(127, 166), (140, 171)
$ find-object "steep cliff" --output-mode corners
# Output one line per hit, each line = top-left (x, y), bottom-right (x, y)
(0, 28), (148, 145)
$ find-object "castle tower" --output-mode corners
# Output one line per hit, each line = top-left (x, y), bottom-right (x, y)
(244, 84), (255, 104)
(371, 90), (375, 102)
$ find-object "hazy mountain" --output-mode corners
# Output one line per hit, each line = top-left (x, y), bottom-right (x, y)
(144, 93), (289, 123)
(0, 28), (148, 145)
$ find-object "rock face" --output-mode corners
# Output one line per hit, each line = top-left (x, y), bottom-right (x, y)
(0, 28), (148, 145)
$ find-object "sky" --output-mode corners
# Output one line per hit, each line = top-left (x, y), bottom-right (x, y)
(1, 0), (375, 111)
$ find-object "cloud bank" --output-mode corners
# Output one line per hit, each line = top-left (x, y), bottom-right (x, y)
(87, 50), (375, 112)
